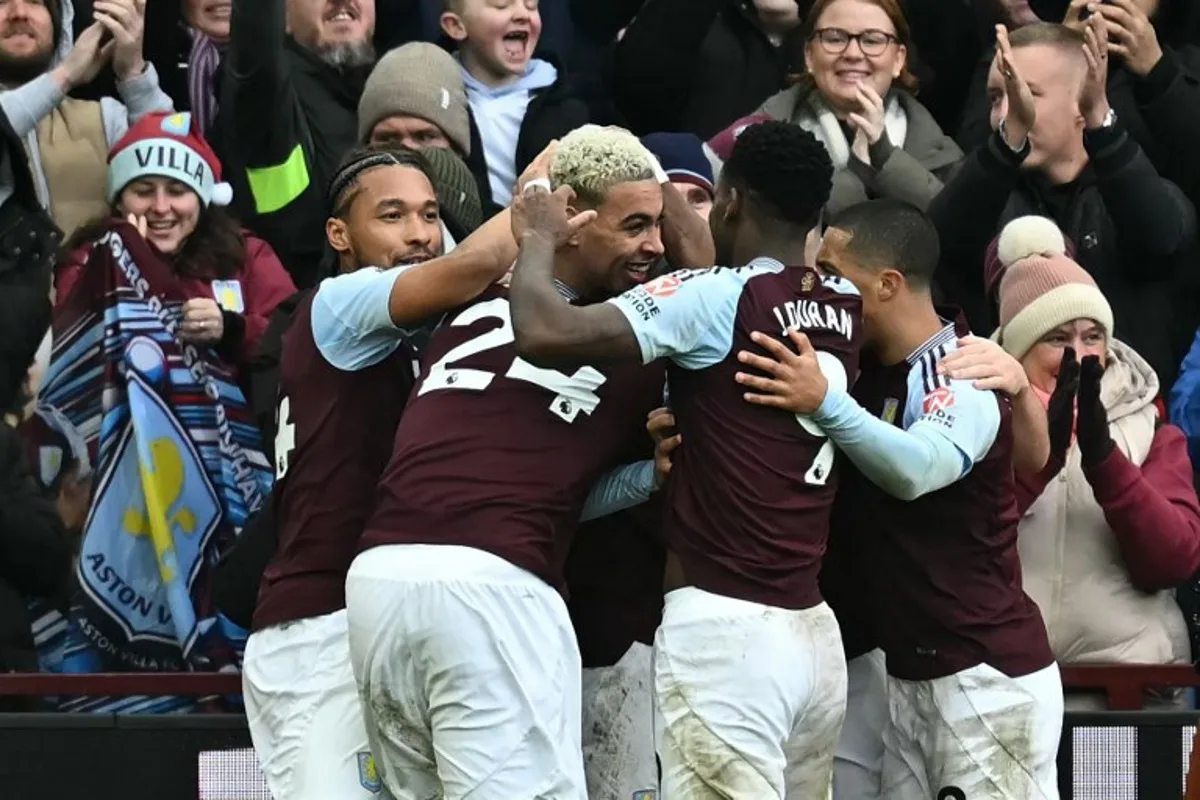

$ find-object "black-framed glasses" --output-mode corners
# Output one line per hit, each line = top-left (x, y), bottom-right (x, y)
(811, 28), (898, 57)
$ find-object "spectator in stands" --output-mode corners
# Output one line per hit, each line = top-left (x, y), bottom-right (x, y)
(0, 0), (172, 240)
(419, 145), (484, 245)
(611, 0), (806, 138)
(55, 112), (296, 376)
(0, 282), (73, 710)
(928, 19), (1198, 389)
(220, 0), (376, 289)
(181, 0), (230, 136)
(440, 0), (589, 214)
(946, 225), (1200, 710)
(641, 132), (716, 221)
(1168, 330), (1200, 474)
(358, 42), (469, 156)
(961, 0), (1200, 204)
(754, 0), (962, 215)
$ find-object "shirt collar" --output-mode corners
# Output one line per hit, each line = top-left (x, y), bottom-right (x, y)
(555, 279), (580, 302)
(745, 256), (786, 273)
(905, 322), (957, 365)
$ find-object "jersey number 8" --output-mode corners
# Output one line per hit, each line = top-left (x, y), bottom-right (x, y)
(794, 349), (848, 486)
(418, 298), (606, 423)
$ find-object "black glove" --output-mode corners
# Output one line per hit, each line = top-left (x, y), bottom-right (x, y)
(1046, 347), (1079, 463)
(1077, 354), (1114, 467)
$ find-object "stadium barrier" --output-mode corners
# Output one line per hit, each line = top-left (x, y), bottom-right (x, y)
(0, 667), (1198, 799)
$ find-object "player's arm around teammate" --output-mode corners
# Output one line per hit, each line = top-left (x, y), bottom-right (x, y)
(313, 144), (568, 369)
(937, 334), (1051, 477)
(736, 326), (1010, 500)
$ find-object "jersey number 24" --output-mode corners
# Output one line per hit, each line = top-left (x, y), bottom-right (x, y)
(417, 297), (606, 423)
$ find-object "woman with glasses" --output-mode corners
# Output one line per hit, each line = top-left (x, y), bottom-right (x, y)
(755, 0), (962, 215)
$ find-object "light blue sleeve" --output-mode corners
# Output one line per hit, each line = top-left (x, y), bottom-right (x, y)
(605, 267), (753, 370)
(813, 381), (1001, 501)
(311, 266), (411, 371)
(579, 460), (656, 522)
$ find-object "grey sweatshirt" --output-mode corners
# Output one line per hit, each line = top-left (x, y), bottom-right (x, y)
(0, 0), (173, 211)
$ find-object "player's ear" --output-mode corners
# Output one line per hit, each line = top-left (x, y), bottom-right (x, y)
(325, 217), (352, 255)
(440, 11), (468, 42)
(877, 268), (903, 302)
(564, 204), (584, 247)
(723, 187), (743, 225)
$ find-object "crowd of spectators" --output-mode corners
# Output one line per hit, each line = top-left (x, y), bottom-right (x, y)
(2, 0), (1200, 726)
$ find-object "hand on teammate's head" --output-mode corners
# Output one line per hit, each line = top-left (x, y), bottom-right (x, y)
(512, 184), (596, 248)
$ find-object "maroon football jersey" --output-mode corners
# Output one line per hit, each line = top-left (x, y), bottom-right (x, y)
(359, 287), (665, 591)
(842, 334), (1053, 681)
(252, 294), (417, 631)
(609, 261), (864, 610)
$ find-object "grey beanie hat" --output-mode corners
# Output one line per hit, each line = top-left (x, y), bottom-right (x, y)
(357, 43), (471, 156)
(421, 146), (483, 241)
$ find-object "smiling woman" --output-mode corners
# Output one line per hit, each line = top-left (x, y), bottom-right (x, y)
(750, 0), (962, 215)
(182, 0), (230, 41)
(53, 112), (297, 377)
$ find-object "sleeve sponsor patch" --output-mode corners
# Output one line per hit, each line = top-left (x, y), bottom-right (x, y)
(642, 268), (710, 299)
(922, 386), (955, 416)
(644, 274), (683, 298)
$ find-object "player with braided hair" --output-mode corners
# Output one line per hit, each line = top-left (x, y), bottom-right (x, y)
(241, 144), (526, 800)
(507, 120), (864, 797)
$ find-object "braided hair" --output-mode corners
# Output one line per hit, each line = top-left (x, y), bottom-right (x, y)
(328, 146), (433, 219)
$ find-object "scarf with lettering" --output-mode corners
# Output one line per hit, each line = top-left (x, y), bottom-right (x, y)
(29, 221), (271, 712)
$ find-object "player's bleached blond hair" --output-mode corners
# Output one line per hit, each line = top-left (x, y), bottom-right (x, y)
(550, 125), (656, 208)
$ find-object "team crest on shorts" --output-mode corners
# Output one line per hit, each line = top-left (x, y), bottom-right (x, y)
(357, 751), (382, 793)
(631, 791), (657, 800)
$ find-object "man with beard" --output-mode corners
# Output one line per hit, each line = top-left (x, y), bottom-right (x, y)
(222, 0), (379, 287)
(0, 0), (172, 238)
(241, 145), (523, 799)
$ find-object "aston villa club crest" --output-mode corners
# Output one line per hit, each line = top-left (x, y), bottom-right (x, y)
(801, 271), (816, 292)
(881, 398), (900, 425)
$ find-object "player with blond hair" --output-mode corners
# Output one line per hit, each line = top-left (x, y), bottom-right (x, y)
(344, 125), (710, 800)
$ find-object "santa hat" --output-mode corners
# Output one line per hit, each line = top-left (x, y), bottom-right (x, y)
(706, 114), (772, 163)
(107, 112), (233, 207)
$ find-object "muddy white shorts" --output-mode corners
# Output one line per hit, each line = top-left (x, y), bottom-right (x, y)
(833, 648), (887, 800)
(882, 662), (1064, 800)
(581, 642), (657, 800)
(654, 587), (847, 799)
(243, 609), (385, 799)
(345, 544), (588, 800)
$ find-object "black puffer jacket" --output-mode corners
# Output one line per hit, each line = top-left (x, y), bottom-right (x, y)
(930, 127), (1199, 390)
(610, 0), (795, 138)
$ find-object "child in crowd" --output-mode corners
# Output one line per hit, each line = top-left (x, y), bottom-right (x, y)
(440, 0), (588, 212)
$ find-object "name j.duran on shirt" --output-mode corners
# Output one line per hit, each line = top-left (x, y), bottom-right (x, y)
(772, 300), (855, 341)
(134, 146), (209, 183)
